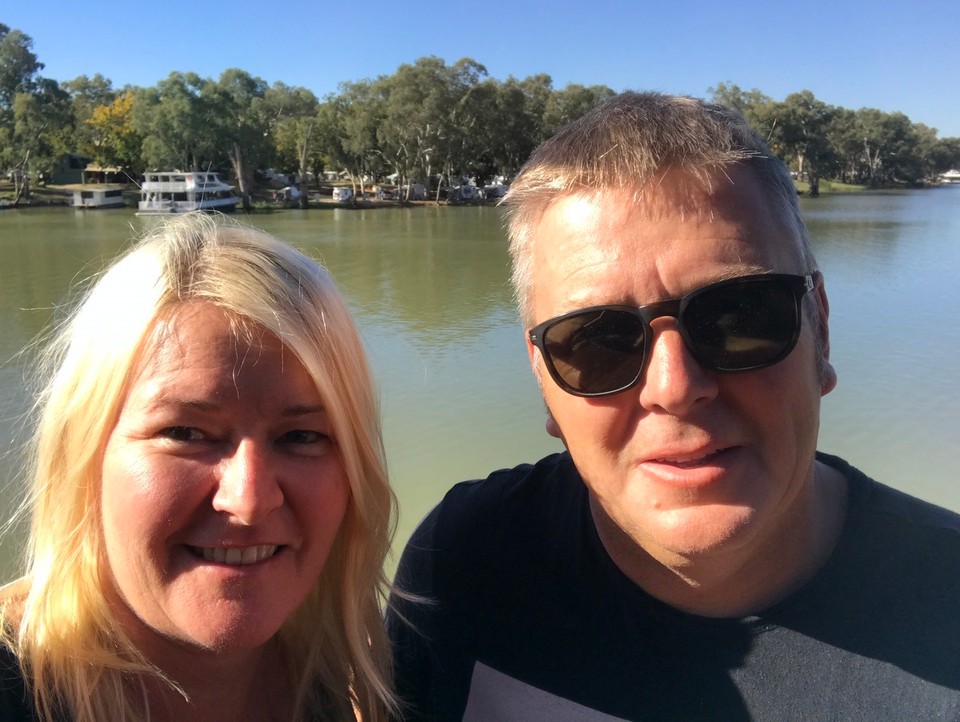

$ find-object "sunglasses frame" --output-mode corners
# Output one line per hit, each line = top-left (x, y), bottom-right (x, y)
(529, 272), (817, 398)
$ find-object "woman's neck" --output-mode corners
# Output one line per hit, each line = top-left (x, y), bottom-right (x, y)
(141, 637), (296, 722)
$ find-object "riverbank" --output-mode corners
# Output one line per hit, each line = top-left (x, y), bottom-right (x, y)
(0, 181), (488, 211)
(796, 180), (867, 194)
(5, 177), (949, 210)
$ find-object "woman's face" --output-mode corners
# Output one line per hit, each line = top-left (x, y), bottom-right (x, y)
(100, 302), (350, 658)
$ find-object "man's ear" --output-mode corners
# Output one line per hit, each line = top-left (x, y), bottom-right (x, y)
(526, 333), (539, 371)
(527, 336), (565, 441)
(814, 275), (837, 396)
(545, 406), (564, 440)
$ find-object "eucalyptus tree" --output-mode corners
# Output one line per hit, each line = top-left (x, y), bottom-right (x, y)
(133, 72), (218, 171)
(202, 69), (272, 211)
(542, 83), (616, 136)
(266, 82), (320, 207)
(8, 77), (71, 201)
(911, 123), (943, 183)
(0, 24), (44, 199)
(929, 136), (960, 175)
(832, 108), (925, 186)
(446, 77), (500, 189)
(0, 24), (42, 111)
(335, 79), (386, 196)
(63, 73), (116, 161)
(861, 110), (926, 186)
(491, 74), (552, 177)
(707, 82), (772, 127)
(432, 58), (491, 195)
(377, 56), (454, 193)
(85, 91), (144, 178)
(826, 107), (866, 183)
(759, 90), (836, 196)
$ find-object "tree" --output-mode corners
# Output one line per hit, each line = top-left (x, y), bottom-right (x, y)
(928, 136), (960, 175)
(377, 57), (455, 195)
(491, 75), (553, 178)
(132, 72), (216, 171)
(205, 69), (271, 211)
(86, 91), (143, 177)
(543, 83), (616, 136)
(447, 77), (501, 188)
(760, 91), (836, 196)
(0, 25), (43, 110)
(335, 79), (386, 197)
(64, 73), (116, 159)
(0, 24), (45, 200)
(266, 82), (320, 207)
(8, 78), (72, 202)
(708, 82), (772, 126)
(430, 58), (490, 198)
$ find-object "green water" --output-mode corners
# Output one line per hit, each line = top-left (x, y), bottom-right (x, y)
(1, 191), (958, 581)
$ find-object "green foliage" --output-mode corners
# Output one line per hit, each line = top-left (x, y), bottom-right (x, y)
(1, 22), (956, 200)
(0, 24), (43, 110)
(86, 91), (143, 173)
(711, 82), (958, 188)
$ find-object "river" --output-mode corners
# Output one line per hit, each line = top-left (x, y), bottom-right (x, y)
(0, 188), (958, 581)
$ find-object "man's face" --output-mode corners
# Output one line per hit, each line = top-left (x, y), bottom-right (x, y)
(527, 167), (836, 565)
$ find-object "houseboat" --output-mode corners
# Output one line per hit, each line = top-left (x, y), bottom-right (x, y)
(70, 185), (127, 209)
(137, 171), (238, 215)
(938, 169), (960, 185)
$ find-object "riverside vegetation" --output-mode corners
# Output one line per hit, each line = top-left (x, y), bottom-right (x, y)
(2, 23), (959, 210)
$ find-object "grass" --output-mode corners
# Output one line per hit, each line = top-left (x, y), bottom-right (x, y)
(794, 179), (867, 194)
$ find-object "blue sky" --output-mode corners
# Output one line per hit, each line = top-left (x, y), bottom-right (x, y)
(5, 0), (959, 137)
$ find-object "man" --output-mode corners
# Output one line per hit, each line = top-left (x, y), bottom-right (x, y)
(387, 92), (960, 720)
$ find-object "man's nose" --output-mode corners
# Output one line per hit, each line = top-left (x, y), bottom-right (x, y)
(212, 439), (284, 524)
(637, 317), (719, 414)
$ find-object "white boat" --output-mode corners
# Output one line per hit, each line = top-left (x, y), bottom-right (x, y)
(70, 185), (126, 209)
(938, 169), (960, 185)
(137, 171), (238, 215)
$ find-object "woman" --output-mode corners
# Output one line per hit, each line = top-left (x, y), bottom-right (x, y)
(0, 214), (397, 720)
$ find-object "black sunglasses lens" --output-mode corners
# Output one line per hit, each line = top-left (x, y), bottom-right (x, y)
(543, 309), (646, 394)
(683, 279), (801, 370)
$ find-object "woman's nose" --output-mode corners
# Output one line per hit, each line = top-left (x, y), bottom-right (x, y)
(212, 439), (284, 524)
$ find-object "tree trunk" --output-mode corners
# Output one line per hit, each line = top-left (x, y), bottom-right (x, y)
(229, 143), (252, 212)
(297, 123), (313, 209)
(808, 165), (820, 198)
(297, 168), (308, 209)
(13, 153), (31, 205)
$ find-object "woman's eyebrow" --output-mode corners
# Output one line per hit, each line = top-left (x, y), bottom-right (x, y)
(281, 404), (328, 418)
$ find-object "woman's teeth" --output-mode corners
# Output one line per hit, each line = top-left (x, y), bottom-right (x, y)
(192, 545), (278, 565)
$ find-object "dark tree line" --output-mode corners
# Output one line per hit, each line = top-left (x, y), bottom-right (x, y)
(709, 83), (960, 196)
(2, 23), (958, 208)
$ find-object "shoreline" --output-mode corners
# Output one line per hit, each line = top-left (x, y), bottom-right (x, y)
(0, 184), (497, 211)
(3, 180), (953, 211)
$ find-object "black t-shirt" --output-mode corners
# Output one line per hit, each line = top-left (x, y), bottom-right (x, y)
(388, 452), (960, 721)
(0, 643), (39, 722)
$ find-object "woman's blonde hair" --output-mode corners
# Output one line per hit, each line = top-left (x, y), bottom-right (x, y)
(0, 213), (397, 721)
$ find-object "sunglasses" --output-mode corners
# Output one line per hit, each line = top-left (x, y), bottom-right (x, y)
(529, 273), (817, 397)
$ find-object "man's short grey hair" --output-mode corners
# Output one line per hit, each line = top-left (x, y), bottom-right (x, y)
(502, 91), (816, 325)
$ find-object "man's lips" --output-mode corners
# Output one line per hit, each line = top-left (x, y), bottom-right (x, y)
(644, 446), (734, 468)
(648, 447), (731, 468)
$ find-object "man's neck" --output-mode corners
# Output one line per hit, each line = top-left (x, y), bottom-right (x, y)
(590, 460), (849, 618)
